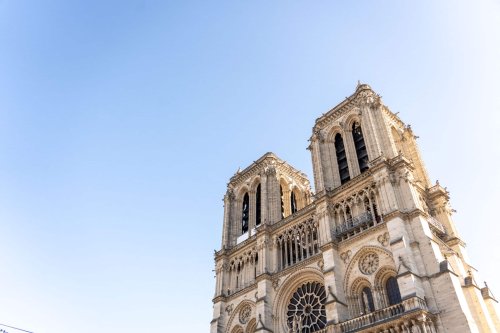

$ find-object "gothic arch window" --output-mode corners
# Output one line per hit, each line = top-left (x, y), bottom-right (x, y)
(370, 192), (381, 222)
(361, 287), (375, 313)
(242, 193), (249, 234)
(245, 319), (256, 333)
(256, 184), (261, 226)
(287, 281), (327, 332)
(352, 122), (369, 172)
(254, 253), (258, 278)
(335, 133), (350, 184)
(290, 190), (298, 214)
(231, 325), (244, 333)
(280, 185), (285, 219)
(386, 276), (402, 305)
(345, 206), (353, 223)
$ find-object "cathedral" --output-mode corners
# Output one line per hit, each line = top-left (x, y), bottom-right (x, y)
(210, 84), (500, 333)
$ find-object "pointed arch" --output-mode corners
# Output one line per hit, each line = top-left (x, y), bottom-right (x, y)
(272, 267), (325, 333)
(241, 192), (249, 234)
(245, 318), (256, 333)
(225, 301), (256, 333)
(343, 246), (395, 292)
(334, 133), (350, 184)
(352, 121), (369, 172)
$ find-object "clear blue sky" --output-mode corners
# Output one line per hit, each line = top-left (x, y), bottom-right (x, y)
(1, 1), (499, 332)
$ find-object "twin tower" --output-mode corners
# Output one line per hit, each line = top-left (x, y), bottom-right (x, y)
(210, 84), (499, 333)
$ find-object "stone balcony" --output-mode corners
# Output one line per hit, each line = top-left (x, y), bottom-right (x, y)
(336, 296), (436, 333)
(333, 212), (383, 241)
(427, 216), (447, 239)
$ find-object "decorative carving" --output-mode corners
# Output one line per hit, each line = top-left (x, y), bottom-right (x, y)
(377, 232), (390, 247)
(226, 188), (235, 201)
(272, 277), (280, 290)
(264, 166), (276, 177)
(317, 258), (324, 270)
(327, 203), (336, 216)
(239, 304), (252, 324)
(314, 129), (325, 143)
(225, 303), (234, 315)
(340, 250), (352, 264)
(359, 252), (379, 275)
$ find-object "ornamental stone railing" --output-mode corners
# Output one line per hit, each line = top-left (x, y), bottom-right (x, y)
(427, 216), (447, 236)
(338, 296), (428, 333)
(333, 212), (383, 241)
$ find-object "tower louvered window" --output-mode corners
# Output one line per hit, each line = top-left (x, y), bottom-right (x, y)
(256, 184), (261, 226)
(290, 191), (297, 214)
(335, 133), (350, 184)
(280, 185), (285, 219)
(352, 122), (369, 172)
(242, 193), (249, 234)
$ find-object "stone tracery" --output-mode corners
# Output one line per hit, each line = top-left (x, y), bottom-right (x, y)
(286, 281), (327, 333)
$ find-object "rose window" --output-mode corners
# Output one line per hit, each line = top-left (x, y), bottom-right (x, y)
(239, 304), (251, 324)
(359, 252), (379, 275)
(286, 281), (327, 333)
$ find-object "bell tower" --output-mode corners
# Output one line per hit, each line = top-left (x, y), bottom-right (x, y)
(211, 84), (500, 333)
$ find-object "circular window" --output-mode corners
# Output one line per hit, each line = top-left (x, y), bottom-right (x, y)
(359, 252), (379, 275)
(286, 281), (327, 333)
(239, 304), (251, 324)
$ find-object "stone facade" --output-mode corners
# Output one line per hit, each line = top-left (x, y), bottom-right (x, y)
(210, 84), (500, 333)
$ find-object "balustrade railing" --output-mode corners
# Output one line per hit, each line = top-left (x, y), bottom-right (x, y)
(338, 296), (428, 333)
(333, 212), (382, 240)
(427, 216), (447, 235)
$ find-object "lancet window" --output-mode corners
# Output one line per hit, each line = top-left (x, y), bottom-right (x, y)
(361, 287), (375, 314)
(352, 122), (369, 172)
(255, 184), (261, 226)
(280, 185), (285, 219)
(335, 133), (350, 184)
(276, 219), (319, 270)
(290, 191), (297, 214)
(242, 193), (249, 234)
(386, 276), (402, 305)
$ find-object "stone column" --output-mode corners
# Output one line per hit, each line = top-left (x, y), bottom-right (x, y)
(261, 173), (268, 224)
(321, 244), (349, 324)
(249, 189), (256, 233)
(310, 133), (325, 192)
(222, 190), (233, 248)
(255, 278), (274, 332)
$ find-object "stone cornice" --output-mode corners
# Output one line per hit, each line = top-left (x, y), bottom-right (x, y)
(312, 84), (381, 132)
(273, 253), (324, 279)
(381, 104), (406, 128)
(228, 152), (310, 189)
(336, 221), (388, 247)
(220, 233), (259, 259)
(325, 172), (376, 202)
(222, 282), (258, 303)
(270, 203), (316, 233)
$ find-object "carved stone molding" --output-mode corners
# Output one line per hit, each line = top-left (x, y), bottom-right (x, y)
(225, 303), (234, 315)
(272, 277), (280, 290)
(377, 232), (390, 247)
(239, 304), (252, 324)
(340, 250), (352, 264)
(359, 252), (379, 275)
(317, 258), (325, 271)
